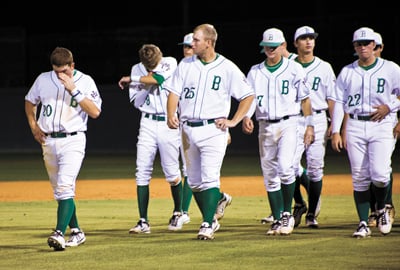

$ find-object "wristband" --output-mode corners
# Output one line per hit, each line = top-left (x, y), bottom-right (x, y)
(71, 89), (85, 103)
(305, 115), (314, 127)
(131, 75), (141, 83)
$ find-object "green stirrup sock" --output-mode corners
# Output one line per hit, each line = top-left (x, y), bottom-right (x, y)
(182, 176), (193, 213)
(281, 182), (295, 213)
(56, 198), (75, 234)
(193, 187), (220, 224)
(137, 185), (149, 221)
(353, 190), (370, 222)
(170, 181), (183, 213)
(267, 190), (283, 220)
(308, 180), (322, 214)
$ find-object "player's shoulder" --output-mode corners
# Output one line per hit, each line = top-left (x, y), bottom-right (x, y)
(162, 56), (178, 64)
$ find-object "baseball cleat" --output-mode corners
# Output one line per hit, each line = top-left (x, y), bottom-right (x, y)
(197, 222), (215, 240)
(352, 221), (371, 238)
(305, 213), (319, 228)
(168, 211), (183, 231)
(129, 218), (151, 234)
(47, 230), (66, 251)
(214, 192), (232, 220)
(65, 228), (86, 247)
(280, 212), (295, 235)
(367, 212), (377, 227)
(266, 220), (282, 236)
(261, 214), (274, 224)
(293, 203), (307, 227)
(377, 208), (392, 235)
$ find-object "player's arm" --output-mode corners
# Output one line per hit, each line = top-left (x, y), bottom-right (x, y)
(216, 94), (254, 130)
(167, 92), (180, 129)
(330, 101), (345, 152)
(241, 98), (256, 134)
(25, 100), (46, 144)
(301, 97), (315, 147)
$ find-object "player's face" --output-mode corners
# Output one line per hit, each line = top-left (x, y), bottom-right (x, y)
(192, 31), (209, 57)
(294, 35), (315, 54)
(183, 44), (194, 57)
(264, 43), (283, 61)
(53, 64), (74, 79)
(353, 40), (375, 59)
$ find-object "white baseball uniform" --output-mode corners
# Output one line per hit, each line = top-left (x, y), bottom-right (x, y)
(165, 54), (254, 191)
(129, 56), (181, 185)
(246, 56), (310, 192)
(293, 56), (336, 182)
(331, 57), (400, 191)
(25, 69), (102, 200)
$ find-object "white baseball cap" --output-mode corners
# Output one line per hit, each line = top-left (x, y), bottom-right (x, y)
(178, 33), (193, 46)
(374, 32), (383, 46)
(294, 26), (318, 41)
(353, 27), (375, 42)
(259, 28), (285, 47)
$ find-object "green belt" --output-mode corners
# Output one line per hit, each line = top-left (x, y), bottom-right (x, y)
(186, 119), (215, 127)
(144, 113), (165, 121)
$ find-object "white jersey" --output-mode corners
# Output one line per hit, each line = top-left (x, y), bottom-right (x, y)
(165, 54), (254, 121)
(299, 56), (336, 111)
(246, 57), (309, 120)
(25, 69), (102, 133)
(333, 57), (400, 116)
(129, 56), (177, 114)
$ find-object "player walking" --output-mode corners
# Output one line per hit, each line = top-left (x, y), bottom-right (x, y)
(165, 23), (254, 240)
(331, 27), (400, 238)
(118, 44), (183, 233)
(242, 28), (315, 236)
(291, 26), (336, 228)
(25, 47), (102, 251)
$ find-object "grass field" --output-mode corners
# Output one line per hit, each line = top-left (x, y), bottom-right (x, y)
(1, 196), (400, 270)
(0, 151), (400, 269)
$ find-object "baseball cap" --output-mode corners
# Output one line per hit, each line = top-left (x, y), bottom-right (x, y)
(178, 33), (193, 46)
(374, 32), (383, 46)
(353, 27), (375, 42)
(294, 26), (318, 41)
(259, 28), (285, 47)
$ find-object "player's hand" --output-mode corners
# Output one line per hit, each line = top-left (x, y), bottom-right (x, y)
(241, 117), (254, 134)
(394, 122), (400, 139)
(331, 133), (343, 152)
(371, 104), (390, 122)
(215, 118), (233, 131)
(58, 72), (76, 92)
(303, 126), (315, 147)
(118, 76), (131, 89)
(167, 115), (180, 129)
(31, 125), (46, 144)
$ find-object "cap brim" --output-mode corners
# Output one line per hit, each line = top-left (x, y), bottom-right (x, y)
(296, 33), (318, 40)
(259, 42), (282, 47)
(178, 43), (191, 46)
(352, 39), (374, 43)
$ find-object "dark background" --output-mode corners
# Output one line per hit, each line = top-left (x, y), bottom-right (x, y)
(1, 1), (400, 155)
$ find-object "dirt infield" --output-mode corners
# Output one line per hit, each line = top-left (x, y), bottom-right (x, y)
(1, 174), (399, 202)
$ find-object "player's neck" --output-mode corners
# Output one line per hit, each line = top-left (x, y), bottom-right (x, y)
(296, 53), (314, 64)
(199, 51), (217, 63)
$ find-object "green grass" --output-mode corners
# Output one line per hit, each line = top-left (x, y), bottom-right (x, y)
(0, 196), (399, 270)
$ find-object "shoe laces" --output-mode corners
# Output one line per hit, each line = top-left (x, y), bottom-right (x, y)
(271, 220), (281, 230)
(357, 221), (368, 232)
(378, 211), (388, 226)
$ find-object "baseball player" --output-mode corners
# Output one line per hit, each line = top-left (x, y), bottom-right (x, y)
(165, 23), (254, 240)
(176, 33), (194, 227)
(366, 32), (396, 227)
(242, 27), (315, 236)
(331, 27), (400, 238)
(24, 47), (102, 251)
(118, 44), (184, 233)
(291, 26), (336, 228)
